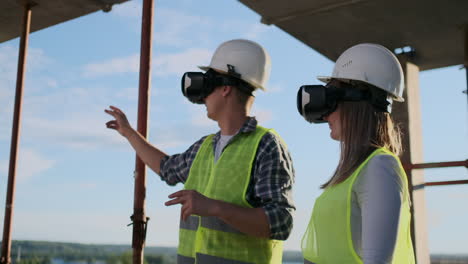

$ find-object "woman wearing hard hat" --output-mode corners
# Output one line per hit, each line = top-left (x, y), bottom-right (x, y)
(297, 43), (416, 263)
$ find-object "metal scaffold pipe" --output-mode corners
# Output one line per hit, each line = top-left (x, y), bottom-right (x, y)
(465, 26), (468, 106)
(132, 0), (154, 263)
(404, 160), (468, 170)
(1, 2), (35, 264)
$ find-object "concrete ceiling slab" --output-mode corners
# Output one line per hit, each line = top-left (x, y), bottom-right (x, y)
(239, 0), (468, 70)
(0, 0), (128, 43)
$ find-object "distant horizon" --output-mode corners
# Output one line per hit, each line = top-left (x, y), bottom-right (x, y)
(4, 239), (468, 257)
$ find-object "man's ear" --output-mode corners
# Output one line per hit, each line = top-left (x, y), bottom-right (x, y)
(221, 85), (232, 97)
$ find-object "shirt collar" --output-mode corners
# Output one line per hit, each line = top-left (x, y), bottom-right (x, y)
(212, 117), (258, 143)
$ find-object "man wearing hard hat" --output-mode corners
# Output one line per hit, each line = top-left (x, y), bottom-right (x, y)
(105, 39), (295, 264)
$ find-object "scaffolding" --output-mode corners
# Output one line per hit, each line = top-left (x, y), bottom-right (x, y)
(1, 1), (467, 263)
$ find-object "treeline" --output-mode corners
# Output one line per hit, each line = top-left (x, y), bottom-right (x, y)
(4, 240), (176, 264)
(6, 241), (468, 264)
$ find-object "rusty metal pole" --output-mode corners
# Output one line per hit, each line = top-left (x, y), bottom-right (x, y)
(132, 0), (154, 263)
(1, 3), (34, 264)
(404, 160), (468, 170)
(464, 26), (467, 106)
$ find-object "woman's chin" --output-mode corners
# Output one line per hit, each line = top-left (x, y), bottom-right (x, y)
(330, 132), (340, 141)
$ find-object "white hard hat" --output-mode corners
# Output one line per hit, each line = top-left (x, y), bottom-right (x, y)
(199, 39), (271, 91)
(318, 43), (405, 101)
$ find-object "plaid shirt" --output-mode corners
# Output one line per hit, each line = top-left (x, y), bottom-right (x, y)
(159, 117), (295, 240)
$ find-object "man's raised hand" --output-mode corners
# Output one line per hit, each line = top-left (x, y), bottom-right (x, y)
(105, 106), (132, 137)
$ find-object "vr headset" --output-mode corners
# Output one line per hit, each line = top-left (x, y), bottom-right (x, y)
(181, 65), (253, 104)
(297, 83), (391, 123)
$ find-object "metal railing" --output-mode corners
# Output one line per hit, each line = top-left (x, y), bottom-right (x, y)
(404, 159), (468, 187)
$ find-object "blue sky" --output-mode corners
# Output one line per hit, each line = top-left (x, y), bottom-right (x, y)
(0, 0), (467, 254)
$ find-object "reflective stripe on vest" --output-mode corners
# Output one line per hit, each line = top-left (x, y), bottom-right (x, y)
(178, 126), (284, 264)
(177, 254), (195, 264)
(180, 215), (242, 234)
(201, 216), (242, 234)
(196, 253), (253, 264)
(301, 148), (415, 264)
(180, 215), (199, 231)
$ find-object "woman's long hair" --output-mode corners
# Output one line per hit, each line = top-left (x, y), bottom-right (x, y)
(321, 99), (402, 189)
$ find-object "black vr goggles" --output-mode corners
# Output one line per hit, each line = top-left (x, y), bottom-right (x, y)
(181, 65), (254, 104)
(296, 83), (391, 123)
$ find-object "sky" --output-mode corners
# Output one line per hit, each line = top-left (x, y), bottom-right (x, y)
(0, 0), (467, 255)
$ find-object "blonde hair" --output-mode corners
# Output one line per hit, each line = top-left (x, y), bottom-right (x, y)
(321, 100), (402, 189)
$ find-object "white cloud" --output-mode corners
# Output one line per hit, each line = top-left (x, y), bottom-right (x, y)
(153, 138), (188, 150)
(108, 1), (144, 34)
(0, 45), (54, 117)
(27, 48), (53, 70)
(82, 54), (140, 77)
(15, 87), (184, 152)
(243, 24), (269, 40)
(0, 46), (24, 115)
(0, 45), (52, 74)
(111, 0), (142, 19)
(45, 78), (58, 88)
(13, 211), (133, 244)
(190, 105), (216, 128)
(251, 106), (273, 124)
(116, 87), (139, 101)
(0, 46), (17, 82)
(267, 83), (284, 93)
(0, 45), (140, 151)
(98, 5), (271, 80)
(83, 48), (211, 78)
(153, 8), (214, 47)
(23, 115), (127, 150)
(111, 4), (215, 47)
(12, 207), (181, 246)
(0, 149), (55, 183)
(0, 84), (130, 150)
(19, 149), (55, 182)
(111, 4), (269, 47)
(0, 97), (13, 138)
(0, 76), (197, 153)
(0, 160), (7, 175)
(0, 46), (21, 139)
(154, 48), (211, 76)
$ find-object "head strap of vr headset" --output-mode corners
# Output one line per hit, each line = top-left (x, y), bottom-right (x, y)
(209, 65), (254, 96)
(333, 82), (391, 112)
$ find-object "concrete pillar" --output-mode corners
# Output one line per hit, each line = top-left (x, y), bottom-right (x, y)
(392, 59), (431, 264)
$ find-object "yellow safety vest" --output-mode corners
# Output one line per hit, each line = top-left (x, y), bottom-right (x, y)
(301, 148), (415, 264)
(178, 126), (283, 264)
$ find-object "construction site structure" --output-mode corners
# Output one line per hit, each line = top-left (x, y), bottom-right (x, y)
(1, 0), (467, 263)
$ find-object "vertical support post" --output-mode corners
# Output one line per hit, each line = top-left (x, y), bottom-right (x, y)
(1, 3), (34, 264)
(464, 26), (468, 105)
(132, 0), (154, 263)
(392, 59), (430, 264)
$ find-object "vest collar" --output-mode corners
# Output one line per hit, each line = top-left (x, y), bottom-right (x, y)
(212, 117), (258, 145)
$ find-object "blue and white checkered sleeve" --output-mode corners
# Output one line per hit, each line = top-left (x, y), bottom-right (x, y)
(159, 136), (207, 186)
(254, 132), (296, 240)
